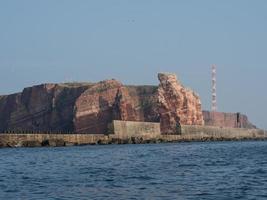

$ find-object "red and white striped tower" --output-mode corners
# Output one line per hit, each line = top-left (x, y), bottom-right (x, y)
(211, 64), (217, 112)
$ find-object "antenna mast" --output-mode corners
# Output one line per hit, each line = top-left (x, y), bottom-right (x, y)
(211, 64), (217, 112)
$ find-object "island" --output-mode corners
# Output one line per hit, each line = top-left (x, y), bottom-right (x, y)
(0, 73), (265, 147)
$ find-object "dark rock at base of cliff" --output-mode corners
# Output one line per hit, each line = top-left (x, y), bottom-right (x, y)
(41, 139), (65, 147)
(131, 137), (144, 144)
(0, 141), (7, 148)
(41, 140), (50, 146)
(97, 139), (109, 145)
(21, 141), (42, 147)
(49, 139), (65, 147)
(101, 137), (163, 145)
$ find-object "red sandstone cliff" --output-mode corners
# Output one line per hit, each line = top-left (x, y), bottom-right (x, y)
(73, 81), (159, 134)
(0, 73), (235, 134)
(0, 83), (91, 132)
(73, 80), (142, 133)
(202, 111), (256, 129)
(157, 73), (204, 134)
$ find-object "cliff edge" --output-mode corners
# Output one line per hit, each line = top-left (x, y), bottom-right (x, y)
(0, 73), (205, 134)
(157, 73), (204, 134)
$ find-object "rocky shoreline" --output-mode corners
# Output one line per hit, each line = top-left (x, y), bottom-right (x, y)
(1, 137), (267, 148)
(1, 130), (266, 148)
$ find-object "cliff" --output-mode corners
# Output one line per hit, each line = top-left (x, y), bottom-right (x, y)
(73, 79), (145, 133)
(73, 81), (160, 133)
(157, 73), (204, 134)
(0, 83), (92, 133)
(203, 111), (256, 129)
(0, 73), (204, 134)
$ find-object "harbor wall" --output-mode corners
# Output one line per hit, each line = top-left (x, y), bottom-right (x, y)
(112, 120), (161, 139)
(0, 123), (266, 147)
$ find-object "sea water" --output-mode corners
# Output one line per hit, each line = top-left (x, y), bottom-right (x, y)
(0, 141), (267, 200)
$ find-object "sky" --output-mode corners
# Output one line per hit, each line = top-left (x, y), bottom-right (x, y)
(0, 0), (266, 129)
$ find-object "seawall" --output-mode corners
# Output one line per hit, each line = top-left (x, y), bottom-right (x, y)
(112, 120), (161, 139)
(0, 124), (266, 148)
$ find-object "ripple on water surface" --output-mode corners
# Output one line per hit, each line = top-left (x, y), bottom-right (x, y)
(1, 141), (267, 200)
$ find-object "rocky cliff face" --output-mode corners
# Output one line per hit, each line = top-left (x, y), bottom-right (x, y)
(73, 80), (143, 133)
(73, 81), (159, 133)
(0, 73), (204, 134)
(157, 73), (204, 134)
(202, 111), (256, 129)
(0, 83), (91, 133)
(124, 85), (159, 122)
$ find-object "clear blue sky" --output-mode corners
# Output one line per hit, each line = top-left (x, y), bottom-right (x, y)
(0, 0), (266, 129)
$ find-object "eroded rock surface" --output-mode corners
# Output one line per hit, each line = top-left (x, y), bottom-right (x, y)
(73, 80), (119, 133)
(157, 73), (204, 134)
(0, 73), (207, 134)
(0, 83), (91, 132)
(202, 111), (256, 129)
(73, 80), (159, 133)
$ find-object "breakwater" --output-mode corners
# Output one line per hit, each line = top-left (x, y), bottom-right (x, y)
(0, 124), (266, 148)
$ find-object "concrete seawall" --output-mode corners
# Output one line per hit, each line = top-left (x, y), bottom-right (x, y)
(181, 125), (266, 139)
(160, 125), (267, 142)
(0, 124), (266, 148)
(112, 120), (161, 139)
(0, 134), (107, 147)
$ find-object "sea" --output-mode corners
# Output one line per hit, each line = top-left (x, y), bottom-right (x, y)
(0, 141), (267, 200)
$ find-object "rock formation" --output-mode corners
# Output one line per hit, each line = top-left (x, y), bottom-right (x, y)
(73, 81), (159, 133)
(0, 83), (91, 133)
(73, 80), (142, 133)
(157, 73), (204, 134)
(0, 73), (209, 134)
(202, 111), (256, 129)
(125, 85), (159, 123)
